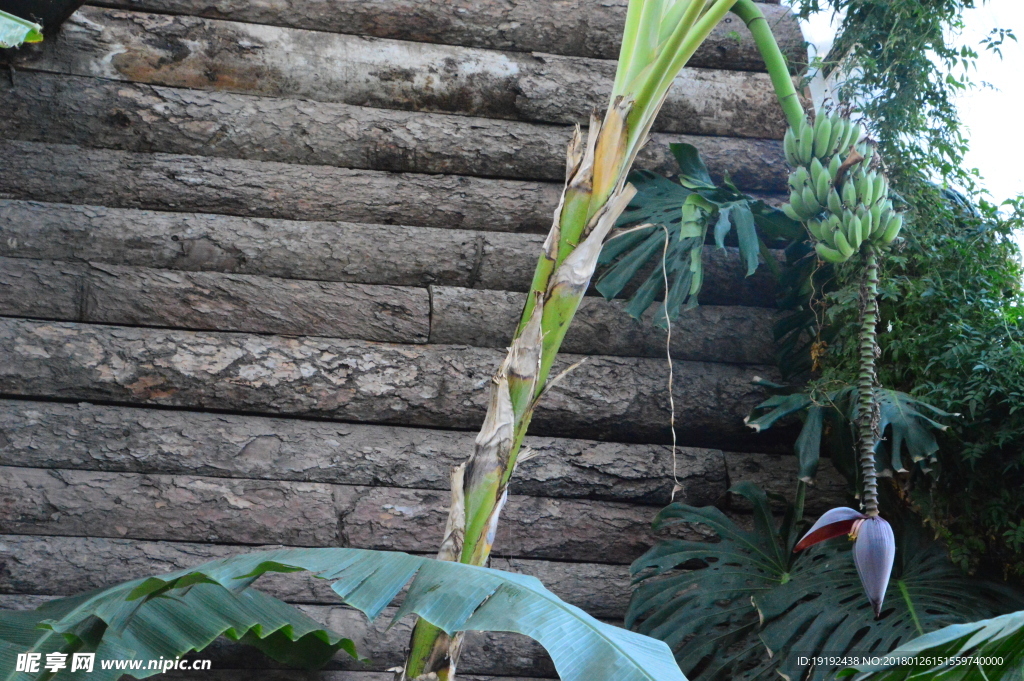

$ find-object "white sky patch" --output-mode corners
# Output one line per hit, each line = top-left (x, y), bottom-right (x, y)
(797, 2), (1024, 204)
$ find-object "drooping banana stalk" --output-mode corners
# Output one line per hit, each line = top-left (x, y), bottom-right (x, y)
(399, 2), (804, 678)
(785, 111), (902, 617)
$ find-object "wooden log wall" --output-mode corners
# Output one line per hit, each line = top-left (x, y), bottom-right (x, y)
(0, 2), (831, 678)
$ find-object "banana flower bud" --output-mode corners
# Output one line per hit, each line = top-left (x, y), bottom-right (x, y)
(794, 507), (895, 618)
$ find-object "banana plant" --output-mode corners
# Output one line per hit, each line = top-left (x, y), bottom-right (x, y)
(0, 9), (43, 49)
(772, 111), (906, 616)
(401, 1), (806, 678)
(0, 548), (685, 681)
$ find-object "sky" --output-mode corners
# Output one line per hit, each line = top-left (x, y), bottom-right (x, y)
(800, 2), (1024, 205)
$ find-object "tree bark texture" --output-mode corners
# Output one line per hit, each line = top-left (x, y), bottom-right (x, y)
(0, 200), (782, 306)
(93, 0), (796, 69)
(1, 72), (790, 192)
(0, 319), (781, 449)
(9, 8), (792, 139)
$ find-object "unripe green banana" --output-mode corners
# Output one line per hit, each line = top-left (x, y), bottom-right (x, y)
(810, 157), (824, 184)
(783, 128), (799, 166)
(827, 115), (844, 155)
(828, 154), (841, 179)
(806, 218), (824, 240)
(872, 174), (887, 205)
(789, 166), (810, 191)
(848, 214), (864, 248)
(850, 124), (865, 147)
(842, 179), (857, 207)
(789, 190), (808, 218)
(828, 187), (843, 214)
(782, 202), (801, 221)
(879, 213), (903, 244)
(815, 168), (831, 204)
(801, 185), (821, 216)
(827, 213), (843, 234)
(798, 120), (814, 165)
(857, 173), (874, 206)
(833, 229), (856, 258)
(816, 241), (849, 263)
(838, 121), (857, 152)
(862, 144), (875, 166)
(869, 204), (884, 236)
(813, 116), (833, 158)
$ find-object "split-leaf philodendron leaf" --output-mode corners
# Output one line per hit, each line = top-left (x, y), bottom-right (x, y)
(596, 144), (802, 326)
(0, 548), (687, 681)
(0, 10), (43, 48)
(745, 380), (952, 483)
(626, 483), (1017, 681)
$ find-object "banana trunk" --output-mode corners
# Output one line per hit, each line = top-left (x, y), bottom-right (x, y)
(398, 2), (802, 678)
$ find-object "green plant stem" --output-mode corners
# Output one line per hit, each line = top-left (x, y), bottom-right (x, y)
(858, 245), (881, 516)
(732, 0), (805, 131)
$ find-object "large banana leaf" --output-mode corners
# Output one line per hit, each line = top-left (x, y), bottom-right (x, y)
(745, 380), (951, 483)
(841, 609), (1024, 680)
(627, 483), (1017, 681)
(0, 548), (686, 681)
(596, 144), (802, 325)
(0, 10), (43, 48)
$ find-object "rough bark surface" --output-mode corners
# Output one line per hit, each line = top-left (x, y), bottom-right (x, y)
(1, 72), (790, 192)
(95, 0), (799, 70)
(0, 467), (714, 563)
(0, 534), (633, 618)
(0, 200), (781, 307)
(11, 8), (790, 139)
(0, 258), (430, 343)
(430, 286), (781, 364)
(0, 141), (560, 233)
(725, 451), (851, 512)
(0, 319), (779, 449)
(0, 401), (727, 505)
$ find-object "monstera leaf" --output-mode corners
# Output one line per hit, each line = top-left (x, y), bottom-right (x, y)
(596, 144), (802, 325)
(745, 380), (952, 483)
(0, 548), (685, 681)
(0, 10), (42, 48)
(841, 609), (1024, 680)
(627, 483), (1017, 681)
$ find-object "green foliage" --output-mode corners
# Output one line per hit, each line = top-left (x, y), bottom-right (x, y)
(745, 379), (951, 485)
(596, 144), (802, 325)
(0, 548), (686, 681)
(793, 0), (1014, 188)
(802, 181), (1024, 579)
(841, 609), (1024, 680)
(627, 483), (1018, 681)
(0, 9), (43, 48)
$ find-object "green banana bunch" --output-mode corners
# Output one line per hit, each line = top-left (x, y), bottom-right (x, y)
(781, 110), (903, 263)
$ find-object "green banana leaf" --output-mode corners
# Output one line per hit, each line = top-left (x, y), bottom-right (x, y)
(596, 144), (802, 325)
(745, 380), (951, 483)
(627, 483), (1017, 681)
(0, 548), (687, 681)
(0, 10), (43, 48)
(841, 609), (1024, 680)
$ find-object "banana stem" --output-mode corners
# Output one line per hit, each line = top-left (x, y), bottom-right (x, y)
(857, 245), (881, 516)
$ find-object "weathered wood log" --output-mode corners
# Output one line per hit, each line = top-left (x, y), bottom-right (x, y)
(0, 141), (560, 233)
(12, 8), (790, 139)
(0, 534), (633, 618)
(430, 286), (781, 364)
(0, 467), (714, 563)
(0, 401), (726, 506)
(0, 319), (781, 449)
(0, 258), (430, 343)
(94, 0), (799, 71)
(0, 72), (790, 192)
(725, 450), (851, 512)
(0, 200), (781, 307)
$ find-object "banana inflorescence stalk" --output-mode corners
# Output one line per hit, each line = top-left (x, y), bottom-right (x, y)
(783, 111), (903, 614)
(399, 2), (805, 678)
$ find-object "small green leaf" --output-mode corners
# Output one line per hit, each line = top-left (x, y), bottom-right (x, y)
(669, 142), (715, 189)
